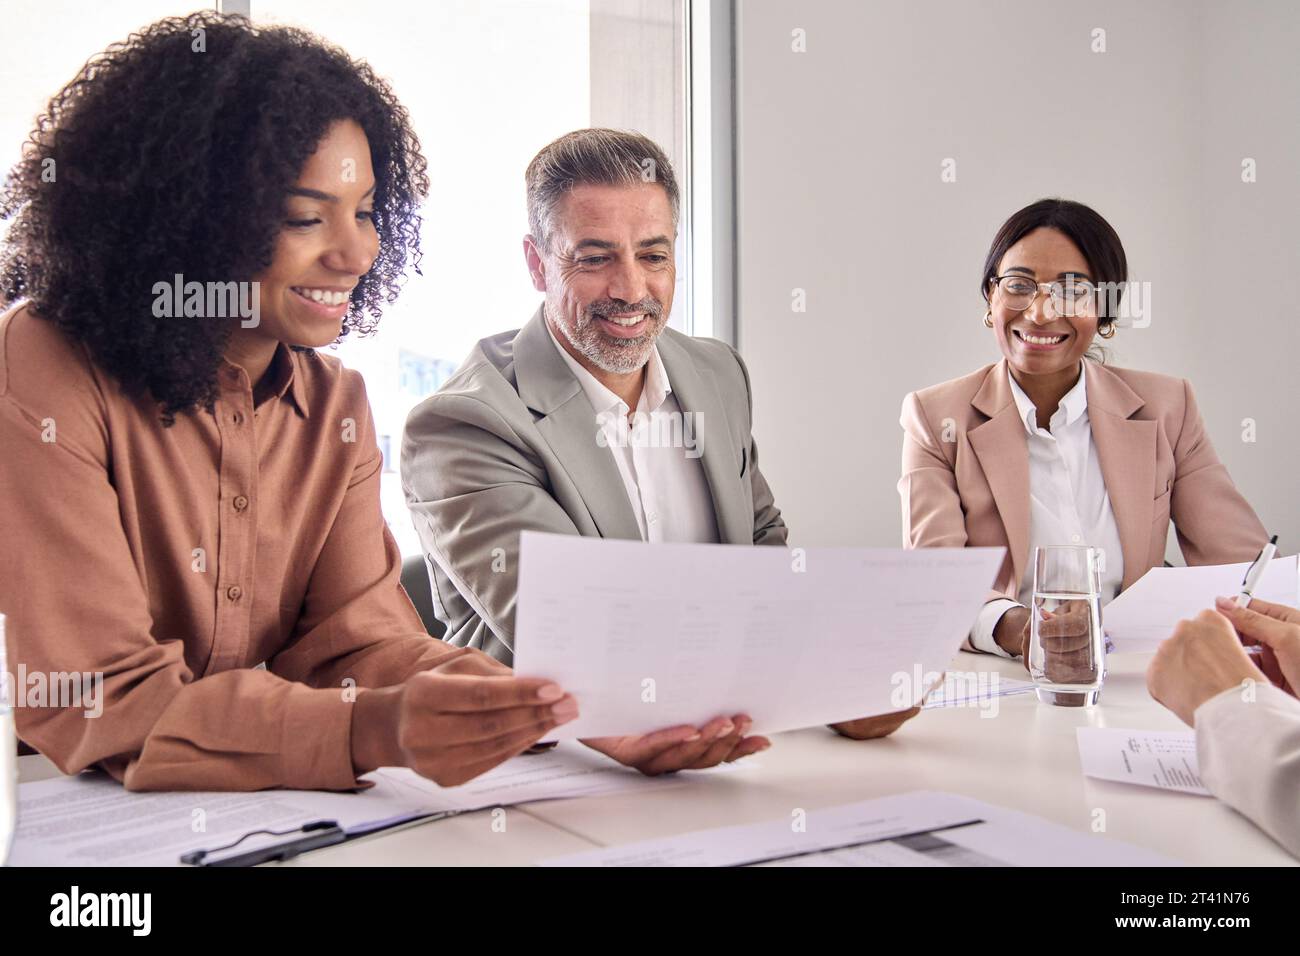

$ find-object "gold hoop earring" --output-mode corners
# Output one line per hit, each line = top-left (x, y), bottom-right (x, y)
(1098, 321), (1116, 339)
(983, 309), (994, 329)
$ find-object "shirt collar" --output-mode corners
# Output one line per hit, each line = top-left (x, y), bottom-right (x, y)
(641, 342), (671, 411)
(544, 319), (671, 414)
(218, 343), (310, 417)
(1007, 363), (1087, 434)
(280, 347), (311, 417)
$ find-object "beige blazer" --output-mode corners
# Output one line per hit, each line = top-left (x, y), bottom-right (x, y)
(899, 359), (1268, 604)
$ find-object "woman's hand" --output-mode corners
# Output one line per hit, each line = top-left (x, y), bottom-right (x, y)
(351, 654), (578, 786)
(996, 603), (1099, 685)
(994, 605), (1031, 661)
(1037, 600), (1100, 685)
(1213, 596), (1300, 696)
(1146, 609), (1265, 725)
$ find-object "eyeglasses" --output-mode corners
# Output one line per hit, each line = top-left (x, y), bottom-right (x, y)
(990, 274), (1097, 317)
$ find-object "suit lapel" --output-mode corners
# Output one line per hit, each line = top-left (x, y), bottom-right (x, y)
(657, 331), (750, 544)
(513, 309), (643, 541)
(1085, 362), (1155, 589)
(968, 367), (1032, 592)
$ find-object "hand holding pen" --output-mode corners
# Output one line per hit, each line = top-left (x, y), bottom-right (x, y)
(1233, 535), (1278, 657)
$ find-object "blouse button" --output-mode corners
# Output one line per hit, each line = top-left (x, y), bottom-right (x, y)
(226, 585), (243, 602)
(233, 494), (249, 512)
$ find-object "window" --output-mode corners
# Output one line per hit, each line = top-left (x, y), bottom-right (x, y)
(0, 3), (191, 157)
(257, 0), (690, 554)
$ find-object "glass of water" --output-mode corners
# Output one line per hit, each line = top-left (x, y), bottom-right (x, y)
(1028, 546), (1105, 706)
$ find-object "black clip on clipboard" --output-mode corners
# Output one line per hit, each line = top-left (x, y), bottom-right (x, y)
(180, 809), (466, 866)
(181, 819), (347, 867)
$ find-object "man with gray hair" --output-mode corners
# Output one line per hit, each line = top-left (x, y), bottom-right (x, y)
(402, 129), (914, 775)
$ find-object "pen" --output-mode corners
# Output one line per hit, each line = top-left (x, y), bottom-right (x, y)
(1236, 535), (1278, 608)
(1235, 535), (1278, 658)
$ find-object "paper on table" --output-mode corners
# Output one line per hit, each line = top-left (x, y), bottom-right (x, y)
(1103, 555), (1299, 652)
(8, 743), (680, 866)
(1076, 727), (1211, 796)
(921, 673), (1036, 709)
(512, 534), (1005, 739)
(540, 790), (1177, 866)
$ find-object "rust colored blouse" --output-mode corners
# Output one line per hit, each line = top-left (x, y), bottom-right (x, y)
(0, 303), (462, 791)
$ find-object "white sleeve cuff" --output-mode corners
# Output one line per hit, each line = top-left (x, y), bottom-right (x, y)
(970, 599), (1022, 657)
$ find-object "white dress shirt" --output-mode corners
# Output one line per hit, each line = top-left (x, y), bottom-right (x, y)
(546, 323), (719, 544)
(971, 366), (1125, 656)
(1196, 681), (1300, 858)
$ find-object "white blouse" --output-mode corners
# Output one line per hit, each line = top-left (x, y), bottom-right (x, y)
(971, 366), (1126, 656)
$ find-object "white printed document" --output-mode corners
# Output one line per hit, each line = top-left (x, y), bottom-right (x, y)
(540, 791), (1176, 866)
(1076, 727), (1210, 796)
(512, 533), (1005, 739)
(1103, 555), (1298, 652)
(9, 743), (681, 866)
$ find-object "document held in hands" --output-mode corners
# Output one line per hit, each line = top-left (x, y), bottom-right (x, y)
(512, 533), (1005, 739)
(1103, 555), (1299, 652)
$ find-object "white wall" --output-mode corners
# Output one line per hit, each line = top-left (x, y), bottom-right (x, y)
(735, 0), (1300, 557)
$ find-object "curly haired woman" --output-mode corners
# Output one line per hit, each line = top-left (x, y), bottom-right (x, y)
(0, 12), (579, 791)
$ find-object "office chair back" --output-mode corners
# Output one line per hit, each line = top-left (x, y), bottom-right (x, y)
(400, 554), (447, 640)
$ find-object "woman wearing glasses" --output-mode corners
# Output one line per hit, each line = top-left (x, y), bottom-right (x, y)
(898, 198), (1267, 660)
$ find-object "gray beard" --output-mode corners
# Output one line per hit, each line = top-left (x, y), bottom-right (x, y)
(551, 304), (667, 374)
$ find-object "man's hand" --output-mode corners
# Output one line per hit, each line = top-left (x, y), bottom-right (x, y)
(1213, 596), (1300, 696)
(582, 713), (769, 775)
(1146, 608), (1265, 725)
(829, 707), (921, 739)
(828, 670), (939, 739)
(351, 652), (578, 787)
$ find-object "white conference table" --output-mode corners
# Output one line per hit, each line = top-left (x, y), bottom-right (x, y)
(17, 650), (1296, 866)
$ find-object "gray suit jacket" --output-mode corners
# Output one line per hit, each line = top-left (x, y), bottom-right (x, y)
(401, 307), (788, 663)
